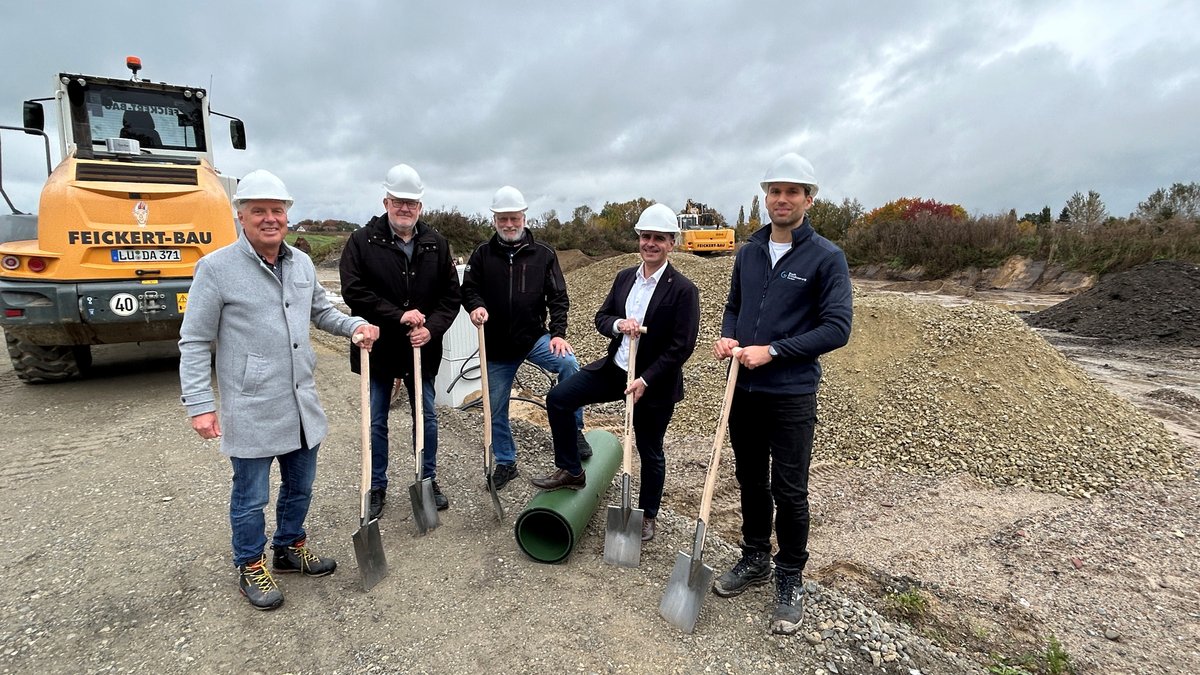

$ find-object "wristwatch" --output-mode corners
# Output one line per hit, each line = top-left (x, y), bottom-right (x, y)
(767, 345), (778, 357)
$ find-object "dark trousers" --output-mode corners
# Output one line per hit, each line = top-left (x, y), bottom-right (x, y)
(546, 360), (674, 518)
(728, 389), (817, 575)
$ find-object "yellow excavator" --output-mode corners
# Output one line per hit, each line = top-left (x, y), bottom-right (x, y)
(677, 205), (734, 255)
(0, 57), (246, 382)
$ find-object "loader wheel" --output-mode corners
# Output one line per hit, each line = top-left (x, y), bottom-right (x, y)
(4, 332), (91, 383)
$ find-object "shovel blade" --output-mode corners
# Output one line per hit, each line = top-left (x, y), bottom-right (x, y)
(351, 519), (388, 591)
(603, 505), (644, 568)
(485, 472), (505, 521)
(659, 550), (714, 634)
(409, 478), (440, 535)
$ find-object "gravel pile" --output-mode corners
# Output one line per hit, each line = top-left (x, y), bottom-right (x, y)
(565, 253), (1189, 498)
(1026, 259), (1200, 345)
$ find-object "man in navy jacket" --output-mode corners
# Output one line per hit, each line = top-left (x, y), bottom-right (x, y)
(712, 153), (853, 635)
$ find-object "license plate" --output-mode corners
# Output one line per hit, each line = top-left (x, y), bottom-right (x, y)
(111, 248), (181, 262)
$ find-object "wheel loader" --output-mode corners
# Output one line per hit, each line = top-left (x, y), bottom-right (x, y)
(0, 57), (246, 382)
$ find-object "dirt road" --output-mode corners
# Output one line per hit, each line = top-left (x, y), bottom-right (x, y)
(1, 281), (1197, 673)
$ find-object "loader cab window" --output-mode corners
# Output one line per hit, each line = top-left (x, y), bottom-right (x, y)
(80, 85), (206, 152)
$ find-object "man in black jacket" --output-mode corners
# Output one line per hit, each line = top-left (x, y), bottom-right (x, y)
(339, 163), (462, 517)
(712, 153), (852, 635)
(531, 203), (700, 544)
(461, 186), (588, 490)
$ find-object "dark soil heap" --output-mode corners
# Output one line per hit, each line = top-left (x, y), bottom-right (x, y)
(1026, 260), (1200, 345)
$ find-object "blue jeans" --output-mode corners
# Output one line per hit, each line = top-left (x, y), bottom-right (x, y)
(229, 443), (319, 567)
(370, 373), (438, 490)
(728, 390), (817, 575)
(487, 333), (583, 466)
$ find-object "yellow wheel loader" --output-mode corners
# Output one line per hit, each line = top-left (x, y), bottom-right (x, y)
(677, 210), (734, 255)
(0, 57), (245, 382)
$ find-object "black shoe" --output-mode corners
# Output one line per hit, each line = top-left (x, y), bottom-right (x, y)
(577, 430), (593, 460)
(712, 550), (772, 597)
(272, 537), (337, 577)
(368, 487), (386, 520)
(238, 554), (284, 611)
(491, 463), (519, 490)
(770, 572), (805, 635)
(431, 480), (449, 511)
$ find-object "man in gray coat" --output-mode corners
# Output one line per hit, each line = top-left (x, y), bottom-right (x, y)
(179, 170), (379, 611)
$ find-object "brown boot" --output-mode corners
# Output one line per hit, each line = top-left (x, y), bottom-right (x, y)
(530, 468), (586, 491)
(641, 517), (656, 542)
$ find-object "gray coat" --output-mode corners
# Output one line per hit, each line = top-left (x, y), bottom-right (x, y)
(179, 235), (366, 458)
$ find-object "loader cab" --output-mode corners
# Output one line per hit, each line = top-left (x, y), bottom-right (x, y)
(677, 213), (716, 230)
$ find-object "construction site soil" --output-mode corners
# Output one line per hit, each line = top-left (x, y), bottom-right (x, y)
(0, 251), (1197, 674)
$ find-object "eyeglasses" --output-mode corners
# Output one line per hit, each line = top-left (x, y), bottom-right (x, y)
(386, 198), (421, 210)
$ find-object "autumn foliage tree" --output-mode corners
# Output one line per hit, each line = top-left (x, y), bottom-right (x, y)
(862, 197), (968, 226)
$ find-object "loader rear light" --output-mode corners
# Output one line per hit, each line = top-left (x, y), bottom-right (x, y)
(26, 257), (47, 273)
(4, 309), (22, 318)
(1, 256), (18, 270)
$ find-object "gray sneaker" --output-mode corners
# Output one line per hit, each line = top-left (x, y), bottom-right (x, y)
(770, 572), (805, 635)
(238, 554), (284, 611)
(712, 550), (772, 597)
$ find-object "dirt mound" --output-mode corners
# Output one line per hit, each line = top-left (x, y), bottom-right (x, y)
(1027, 260), (1200, 345)
(554, 249), (595, 274)
(565, 254), (1189, 499)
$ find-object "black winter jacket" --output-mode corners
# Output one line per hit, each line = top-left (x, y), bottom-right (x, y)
(339, 216), (461, 379)
(721, 218), (852, 395)
(460, 229), (570, 362)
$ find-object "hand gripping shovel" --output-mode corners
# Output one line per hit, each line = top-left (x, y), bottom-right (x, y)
(477, 324), (505, 521)
(603, 327), (647, 567)
(659, 353), (740, 633)
(408, 345), (440, 535)
(351, 336), (387, 590)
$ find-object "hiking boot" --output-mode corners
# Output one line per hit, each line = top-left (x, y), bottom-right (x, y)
(431, 480), (449, 511)
(272, 537), (337, 577)
(238, 554), (284, 611)
(491, 463), (519, 490)
(577, 430), (593, 460)
(712, 550), (772, 597)
(770, 572), (806, 635)
(368, 487), (386, 520)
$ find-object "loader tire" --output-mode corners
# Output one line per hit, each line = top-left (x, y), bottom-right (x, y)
(4, 332), (91, 384)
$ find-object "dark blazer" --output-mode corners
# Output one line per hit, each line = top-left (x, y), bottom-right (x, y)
(588, 261), (700, 404)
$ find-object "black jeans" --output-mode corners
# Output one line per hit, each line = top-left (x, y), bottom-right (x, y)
(546, 360), (674, 518)
(728, 389), (817, 575)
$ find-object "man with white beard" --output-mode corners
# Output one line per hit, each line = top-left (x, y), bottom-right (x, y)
(461, 186), (588, 489)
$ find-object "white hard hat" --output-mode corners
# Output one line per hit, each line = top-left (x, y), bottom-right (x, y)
(760, 153), (819, 198)
(233, 169), (293, 208)
(491, 186), (528, 213)
(634, 203), (681, 234)
(383, 163), (424, 200)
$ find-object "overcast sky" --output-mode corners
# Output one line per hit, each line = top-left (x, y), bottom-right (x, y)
(2, 1), (1197, 226)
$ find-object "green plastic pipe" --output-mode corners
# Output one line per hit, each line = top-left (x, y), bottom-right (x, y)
(514, 429), (622, 563)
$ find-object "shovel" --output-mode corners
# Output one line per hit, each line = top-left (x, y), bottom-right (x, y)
(603, 327), (647, 567)
(477, 324), (505, 521)
(659, 352), (740, 633)
(408, 345), (440, 535)
(351, 336), (387, 590)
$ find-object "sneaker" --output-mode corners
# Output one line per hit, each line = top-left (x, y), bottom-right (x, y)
(431, 480), (449, 511)
(368, 487), (386, 520)
(577, 430), (593, 460)
(238, 554), (284, 611)
(491, 463), (519, 490)
(770, 572), (806, 635)
(272, 537), (337, 577)
(712, 550), (772, 597)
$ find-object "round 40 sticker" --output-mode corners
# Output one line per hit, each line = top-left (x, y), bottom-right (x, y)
(109, 293), (139, 316)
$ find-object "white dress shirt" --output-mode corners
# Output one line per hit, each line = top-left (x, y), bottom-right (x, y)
(613, 262), (666, 371)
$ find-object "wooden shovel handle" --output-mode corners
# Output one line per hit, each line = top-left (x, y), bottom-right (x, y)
(622, 326), (648, 476)
(413, 345), (423, 479)
(698, 352), (740, 525)
(478, 324), (492, 465)
(356, 335), (371, 521)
